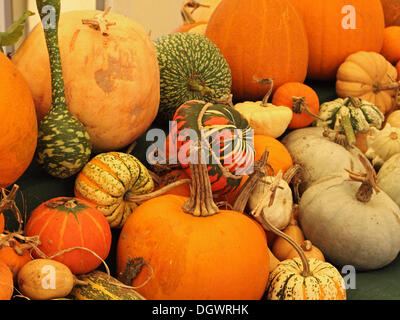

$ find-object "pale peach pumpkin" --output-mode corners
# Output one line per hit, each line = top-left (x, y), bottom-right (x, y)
(13, 10), (160, 152)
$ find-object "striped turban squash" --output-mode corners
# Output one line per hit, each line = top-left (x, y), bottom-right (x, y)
(167, 100), (254, 196)
(74, 152), (154, 229)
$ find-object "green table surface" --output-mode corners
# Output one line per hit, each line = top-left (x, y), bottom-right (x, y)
(6, 81), (400, 301)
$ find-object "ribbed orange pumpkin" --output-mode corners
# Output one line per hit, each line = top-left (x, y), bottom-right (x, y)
(0, 261), (13, 300)
(0, 52), (37, 188)
(205, 0), (309, 102)
(116, 164), (269, 300)
(24, 197), (112, 275)
(290, 0), (385, 80)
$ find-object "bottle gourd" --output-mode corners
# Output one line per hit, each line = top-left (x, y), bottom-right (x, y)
(35, 0), (92, 179)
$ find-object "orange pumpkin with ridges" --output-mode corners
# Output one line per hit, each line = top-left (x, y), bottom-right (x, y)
(289, 0), (385, 80)
(0, 241), (32, 280)
(0, 53), (37, 188)
(24, 197), (112, 275)
(205, 0), (309, 102)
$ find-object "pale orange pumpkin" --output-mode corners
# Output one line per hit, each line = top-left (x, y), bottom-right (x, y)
(0, 53), (37, 188)
(205, 0), (309, 102)
(290, 0), (385, 80)
(13, 10), (160, 152)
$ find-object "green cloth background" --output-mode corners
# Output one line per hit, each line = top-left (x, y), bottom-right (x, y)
(6, 81), (400, 301)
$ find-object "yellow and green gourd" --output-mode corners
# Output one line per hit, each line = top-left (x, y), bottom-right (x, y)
(35, 0), (92, 179)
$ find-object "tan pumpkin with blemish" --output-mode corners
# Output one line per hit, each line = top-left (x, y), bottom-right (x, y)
(13, 10), (160, 152)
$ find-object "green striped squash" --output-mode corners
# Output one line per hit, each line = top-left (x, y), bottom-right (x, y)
(267, 258), (346, 300)
(74, 152), (154, 229)
(154, 32), (232, 122)
(69, 271), (146, 300)
(35, 0), (92, 179)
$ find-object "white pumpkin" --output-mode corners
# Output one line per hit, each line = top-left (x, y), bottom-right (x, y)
(365, 124), (400, 168)
(248, 174), (293, 231)
(377, 153), (400, 208)
(281, 127), (367, 193)
(299, 160), (400, 271)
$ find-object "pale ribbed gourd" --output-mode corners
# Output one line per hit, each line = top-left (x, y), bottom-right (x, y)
(35, 0), (92, 179)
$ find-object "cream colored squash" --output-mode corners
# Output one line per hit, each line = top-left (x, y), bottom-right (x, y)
(386, 110), (400, 129)
(234, 79), (293, 138)
(365, 123), (400, 167)
(377, 153), (400, 208)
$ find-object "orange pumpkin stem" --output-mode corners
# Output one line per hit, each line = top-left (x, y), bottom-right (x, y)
(82, 6), (116, 36)
(292, 96), (323, 121)
(345, 154), (380, 203)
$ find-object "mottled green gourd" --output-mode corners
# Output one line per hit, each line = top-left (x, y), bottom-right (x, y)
(315, 97), (384, 146)
(154, 32), (232, 122)
(35, 0), (92, 179)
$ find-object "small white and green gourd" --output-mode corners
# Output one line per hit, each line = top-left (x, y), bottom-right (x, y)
(35, 0), (92, 179)
(315, 96), (384, 146)
(365, 123), (400, 168)
(299, 155), (400, 271)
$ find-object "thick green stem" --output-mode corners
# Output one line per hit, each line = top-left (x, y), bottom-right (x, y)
(188, 78), (215, 97)
(338, 107), (356, 146)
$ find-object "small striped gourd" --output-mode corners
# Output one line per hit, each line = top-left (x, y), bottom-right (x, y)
(315, 97), (384, 146)
(267, 258), (346, 300)
(35, 0), (92, 179)
(154, 32), (232, 121)
(74, 152), (154, 229)
(69, 271), (146, 300)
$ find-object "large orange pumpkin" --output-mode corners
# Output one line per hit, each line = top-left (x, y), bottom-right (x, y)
(290, 0), (385, 80)
(380, 0), (400, 26)
(24, 197), (112, 275)
(12, 10), (160, 152)
(116, 163), (269, 300)
(0, 261), (13, 300)
(0, 53), (37, 188)
(205, 0), (309, 102)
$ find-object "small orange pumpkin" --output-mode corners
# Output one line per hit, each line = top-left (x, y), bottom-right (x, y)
(156, 170), (191, 197)
(24, 197), (112, 275)
(381, 26), (400, 64)
(272, 82), (320, 129)
(0, 241), (32, 280)
(0, 261), (13, 300)
(272, 218), (305, 261)
(286, 240), (325, 262)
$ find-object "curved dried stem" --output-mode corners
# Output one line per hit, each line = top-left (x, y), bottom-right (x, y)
(82, 6), (116, 35)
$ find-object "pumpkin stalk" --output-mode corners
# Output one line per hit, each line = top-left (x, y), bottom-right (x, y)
(0, 185), (24, 233)
(254, 78), (274, 107)
(82, 6), (116, 35)
(251, 205), (312, 277)
(373, 81), (400, 93)
(337, 107), (357, 146)
(292, 96), (324, 121)
(181, 1), (197, 25)
(345, 154), (380, 203)
(188, 76), (215, 97)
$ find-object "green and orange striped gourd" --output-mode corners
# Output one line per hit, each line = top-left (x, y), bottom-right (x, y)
(35, 0), (92, 179)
